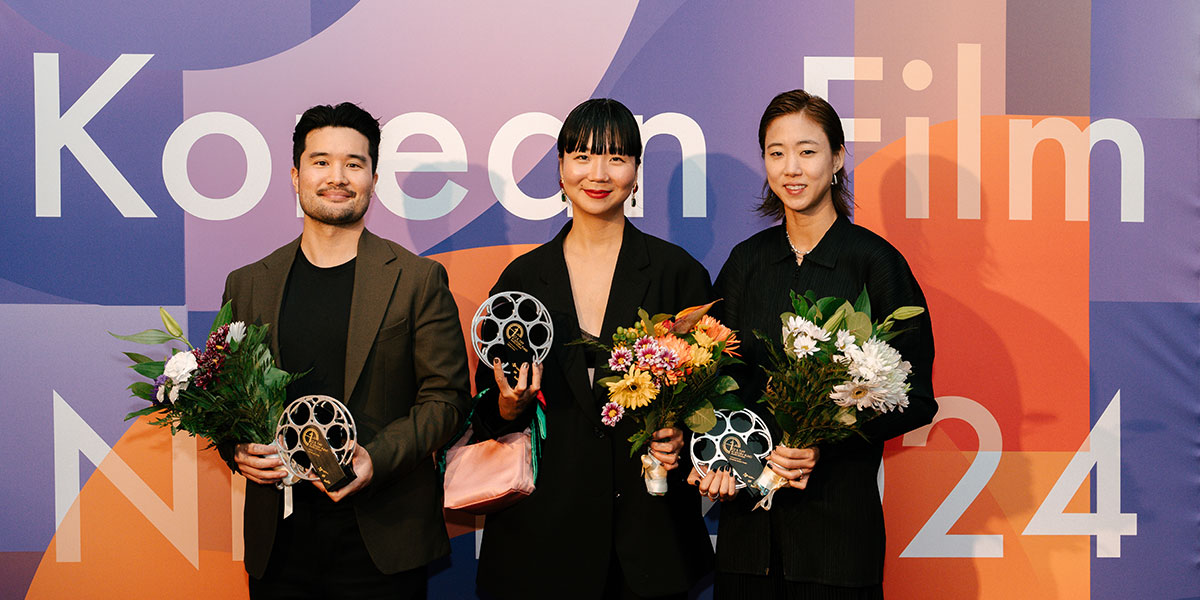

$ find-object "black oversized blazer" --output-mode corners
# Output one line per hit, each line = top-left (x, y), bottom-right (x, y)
(220, 229), (471, 578)
(473, 220), (716, 599)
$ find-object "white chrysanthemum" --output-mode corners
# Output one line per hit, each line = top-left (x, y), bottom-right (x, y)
(835, 329), (857, 352)
(226, 321), (247, 344)
(791, 335), (819, 358)
(845, 337), (903, 382)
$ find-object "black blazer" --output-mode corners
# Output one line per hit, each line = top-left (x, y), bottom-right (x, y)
(221, 229), (470, 577)
(473, 220), (716, 599)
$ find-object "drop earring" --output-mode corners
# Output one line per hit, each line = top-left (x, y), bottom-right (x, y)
(560, 179), (566, 202)
(832, 173), (839, 185)
(631, 185), (638, 207)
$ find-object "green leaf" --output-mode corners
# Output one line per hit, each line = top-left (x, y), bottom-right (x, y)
(159, 307), (184, 338)
(123, 351), (155, 364)
(774, 409), (797, 433)
(713, 374), (739, 395)
(212, 300), (233, 332)
(710, 393), (743, 412)
(853, 286), (871, 316)
(684, 401), (717, 433)
(595, 375), (622, 388)
(124, 405), (162, 421)
(822, 302), (852, 332)
(813, 297), (841, 322)
(109, 329), (176, 345)
(128, 381), (155, 400)
(131, 361), (165, 379)
(627, 429), (652, 456)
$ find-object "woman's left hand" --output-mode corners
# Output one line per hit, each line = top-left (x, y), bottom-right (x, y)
(648, 427), (685, 471)
(768, 445), (820, 489)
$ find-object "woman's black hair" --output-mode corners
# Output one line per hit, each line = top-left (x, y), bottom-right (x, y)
(755, 89), (853, 220)
(557, 98), (642, 165)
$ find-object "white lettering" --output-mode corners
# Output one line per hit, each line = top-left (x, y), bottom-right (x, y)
(162, 112), (271, 220)
(376, 112), (469, 221)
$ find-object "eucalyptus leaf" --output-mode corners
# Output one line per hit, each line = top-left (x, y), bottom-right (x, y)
(847, 311), (872, 343)
(109, 329), (176, 345)
(684, 401), (717, 433)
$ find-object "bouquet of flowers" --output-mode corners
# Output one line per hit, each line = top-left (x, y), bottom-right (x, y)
(753, 288), (924, 509)
(592, 301), (742, 495)
(110, 302), (301, 449)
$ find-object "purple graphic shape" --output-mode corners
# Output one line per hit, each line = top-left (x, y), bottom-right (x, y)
(1090, 0), (1200, 119)
(1089, 118), (1199, 303)
(1088, 300), (1200, 599)
(5, 0), (356, 71)
(0, 305), (178, 551)
(180, 2), (637, 310)
(0, 4), (184, 305)
(433, 2), (855, 276)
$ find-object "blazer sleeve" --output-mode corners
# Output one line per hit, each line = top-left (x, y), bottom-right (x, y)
(364, 261), (470, 487)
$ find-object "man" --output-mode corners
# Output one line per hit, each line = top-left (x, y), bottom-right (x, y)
(219, 102), (470, 599)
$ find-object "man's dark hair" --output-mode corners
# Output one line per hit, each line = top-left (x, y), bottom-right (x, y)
(557, 98), (643, 165)
(292, 102), (382, 174)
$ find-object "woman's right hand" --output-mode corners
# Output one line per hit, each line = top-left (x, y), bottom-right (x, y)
(494, 358), (543, 421)
(687, 466), (739, 502)
(233, 442), (287, 485)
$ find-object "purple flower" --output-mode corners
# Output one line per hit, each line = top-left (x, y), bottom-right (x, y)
(151, 374), (168, 404)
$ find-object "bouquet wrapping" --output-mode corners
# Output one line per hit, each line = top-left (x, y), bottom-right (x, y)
(591, 301), (742, 495)
(754, 288), (924, 509)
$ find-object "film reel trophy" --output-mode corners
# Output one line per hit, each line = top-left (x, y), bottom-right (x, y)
(471, 291), (553, 383)
(275, 395), (358, 491)
(689, 408), (773, 493)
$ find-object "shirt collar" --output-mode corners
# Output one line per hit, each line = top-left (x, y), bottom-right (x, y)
(771, 216), (850, 269)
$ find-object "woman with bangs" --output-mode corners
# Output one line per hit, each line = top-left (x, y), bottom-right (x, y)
(472, 98), (715, 599)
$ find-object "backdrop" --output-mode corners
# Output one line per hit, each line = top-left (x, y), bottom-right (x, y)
(2, 1), (1197, 598)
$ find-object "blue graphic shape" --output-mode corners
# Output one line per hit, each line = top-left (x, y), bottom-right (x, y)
(5, 1), (359, 70)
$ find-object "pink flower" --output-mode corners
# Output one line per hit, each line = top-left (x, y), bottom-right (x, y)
(600, 401), (625, 426)
(609, 347), (633, 372)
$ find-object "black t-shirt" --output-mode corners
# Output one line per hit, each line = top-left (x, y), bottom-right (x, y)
(278, 249), (356, 509)
(278, 249), (355, 402)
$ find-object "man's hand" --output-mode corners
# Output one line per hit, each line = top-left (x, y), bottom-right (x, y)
(313, 443), (374, 502)
(233, 443), (287, 485)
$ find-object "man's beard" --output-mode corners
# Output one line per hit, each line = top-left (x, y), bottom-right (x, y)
(299, 189), (369, 225)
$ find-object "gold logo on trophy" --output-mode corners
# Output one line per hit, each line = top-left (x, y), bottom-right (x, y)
(302, 427), (321, 447)
(722, 435), (751, 461)
(505, 322), (529, 352)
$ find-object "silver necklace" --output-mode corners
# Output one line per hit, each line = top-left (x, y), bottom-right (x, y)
(785, 231), (811, 260)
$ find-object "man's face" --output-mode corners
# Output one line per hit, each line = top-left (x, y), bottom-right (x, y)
(292, 126), (377, 226)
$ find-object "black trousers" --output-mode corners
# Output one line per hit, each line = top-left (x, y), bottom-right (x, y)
(249, 496), (427, 600)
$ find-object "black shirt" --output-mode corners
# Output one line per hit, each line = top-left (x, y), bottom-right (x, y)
(713, 217), (937, 586)
(277, 249), (355, 508)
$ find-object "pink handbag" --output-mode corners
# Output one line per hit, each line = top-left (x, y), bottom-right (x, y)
(442, 427), (535, 514)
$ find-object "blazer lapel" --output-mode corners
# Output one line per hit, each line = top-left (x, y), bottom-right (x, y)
(599, 221), (651, 344)
(343, 229), (401, 402)
(254, 237), (302, 364)
(535, 223), (596, 415)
